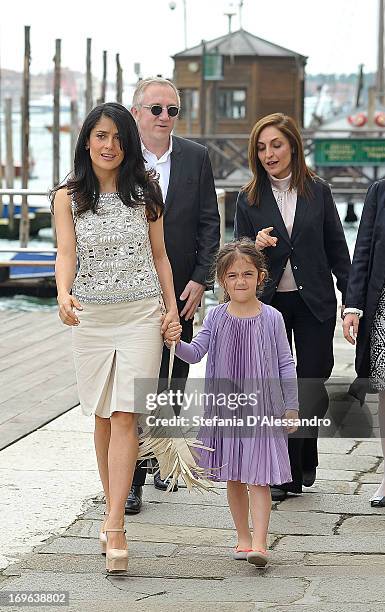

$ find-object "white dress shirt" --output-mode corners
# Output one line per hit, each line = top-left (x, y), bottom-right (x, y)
(141, 136), (173, 202)
(269, 173), (298, 292)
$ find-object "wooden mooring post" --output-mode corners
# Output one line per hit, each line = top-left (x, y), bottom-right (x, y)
(116, 53), (123, 104)
(53, 39), (61, 187)
(5, 98), (15, 231)
(52, 38), (61, 246)
(70, 100), (79, 165)
(20, 25), (31, 247)
(0, 51), (3, 216)
(98, 50), (107, 104)
(85, 38), (93, 114)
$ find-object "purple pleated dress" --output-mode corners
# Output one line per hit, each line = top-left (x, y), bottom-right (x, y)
(175, 303), (298, 486)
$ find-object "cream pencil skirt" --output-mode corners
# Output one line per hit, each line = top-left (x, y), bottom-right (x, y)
(72, 296), (164, 418)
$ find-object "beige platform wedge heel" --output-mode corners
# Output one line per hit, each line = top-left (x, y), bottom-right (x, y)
(105, 528), (128, 573)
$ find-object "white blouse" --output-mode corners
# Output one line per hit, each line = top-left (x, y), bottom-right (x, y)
(269, 173), (298, 292)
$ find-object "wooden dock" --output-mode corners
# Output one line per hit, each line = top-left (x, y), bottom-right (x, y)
(0, 310), (78, 450)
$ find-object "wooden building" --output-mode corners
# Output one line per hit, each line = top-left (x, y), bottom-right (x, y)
(173, 28), (307, 135)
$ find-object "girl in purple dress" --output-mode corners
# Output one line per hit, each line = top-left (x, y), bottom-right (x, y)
(165, 239), (298, 567)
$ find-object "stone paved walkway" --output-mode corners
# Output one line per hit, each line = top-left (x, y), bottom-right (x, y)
(1, 323), (385, 611)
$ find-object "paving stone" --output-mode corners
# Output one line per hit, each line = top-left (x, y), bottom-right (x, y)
(88, 502), (235, 529)
(356, 483), (382, 496)
(317, 453), (377, 471)
(315, 469), (356, 481)
(121, 486), (229, 507)
(339, 515), (385, 534)
(358, 472), (383, 484)
(277, 493), (384, 514)
(264, 562), (385, 578)
(66, 597), (260, 612)
(311, 577), (385, 603)
(351, 441), (383, 456)
(4, 554), (268, 579)
(39, 536), (177, 558)
(0, 571), (144, 603)
(0, 572), (307, 605)
(317, 439), (356, 454)
(275, 534), (385, 554)
(71, 519), (239, 548)
(264, 605), (381, 612)
(111, 576), (307, 604)
(304, 480), (358, 495)
(305, 553), (385, 566)
(270, 511), (338, 535)
(4, 554), (104, 575)
(67, 604), (258, 612)
(375, 460), (384, 473)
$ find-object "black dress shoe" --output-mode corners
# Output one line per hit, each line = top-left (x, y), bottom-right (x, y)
(124, 485), (143, 514)
(153, 472), (178, 492)
(302, 468), (317, 488)
(371, 496), (385, 507)
(270, 487), (287, 502)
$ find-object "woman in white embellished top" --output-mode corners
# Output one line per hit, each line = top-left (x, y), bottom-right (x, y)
(52, 103), (180, 573)
(234, 113), (350, 502)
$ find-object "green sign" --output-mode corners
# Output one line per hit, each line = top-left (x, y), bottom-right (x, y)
(314, 139), (385, 166)
(203, 53), (223, 80)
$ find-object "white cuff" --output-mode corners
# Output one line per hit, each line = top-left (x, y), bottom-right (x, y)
(343, 307), (363, 319)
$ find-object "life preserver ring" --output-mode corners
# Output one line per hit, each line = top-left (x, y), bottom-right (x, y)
(375, 112), (385, 127)
(347, 112), (367, 127)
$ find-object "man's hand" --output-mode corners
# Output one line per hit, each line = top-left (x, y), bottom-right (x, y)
(179, 280), (205, 320)
(284, 409), (299, 434)
(343, 313), (360, 345)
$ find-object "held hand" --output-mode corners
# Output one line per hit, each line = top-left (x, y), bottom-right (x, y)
(164, 321), (183, 348)
(179, 280), (205, 320)
(161, 309), (179, 334)
(57, 293), (83, 326)
(284, 409), (299, 434)
(255, 227), (278, 251)
(342, 313), (360, 345)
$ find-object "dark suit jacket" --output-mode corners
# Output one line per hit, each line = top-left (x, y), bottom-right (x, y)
(345, 180), (385, 387)
(234, 176), (350, 322)
(163, 135), (220, 308)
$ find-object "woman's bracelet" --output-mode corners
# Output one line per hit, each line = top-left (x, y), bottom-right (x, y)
(342, 307), (363, 319)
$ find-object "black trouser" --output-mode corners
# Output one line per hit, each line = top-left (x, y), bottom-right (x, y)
(132, 317), (194, 487)
(271, 291), (336, 493)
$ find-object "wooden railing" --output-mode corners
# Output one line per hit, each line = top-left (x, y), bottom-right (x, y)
(186, 130), (385, 194)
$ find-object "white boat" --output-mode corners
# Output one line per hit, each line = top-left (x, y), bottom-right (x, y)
(29, 94), (72, 113)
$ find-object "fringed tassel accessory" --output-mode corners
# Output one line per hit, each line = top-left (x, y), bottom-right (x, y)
(137, 341), (217, 493)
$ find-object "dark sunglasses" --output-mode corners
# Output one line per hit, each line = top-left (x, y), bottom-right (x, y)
(141, 104), (179, 117)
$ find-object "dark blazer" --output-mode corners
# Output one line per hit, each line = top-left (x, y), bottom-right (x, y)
(234, 176), (350, 322)
(163, 136), (220, 306)
(345, 180), (385, 388)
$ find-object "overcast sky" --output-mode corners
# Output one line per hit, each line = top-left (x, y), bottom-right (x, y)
(0, 0), (379, 81)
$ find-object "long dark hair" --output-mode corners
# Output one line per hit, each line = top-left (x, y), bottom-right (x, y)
(51, 102), (163, 220)
(243, 113), (315, 207)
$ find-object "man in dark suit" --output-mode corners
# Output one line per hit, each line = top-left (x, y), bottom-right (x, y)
(125, 77), (220, 514)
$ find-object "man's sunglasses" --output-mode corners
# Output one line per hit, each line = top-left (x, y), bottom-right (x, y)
(141, 104), (180, 117)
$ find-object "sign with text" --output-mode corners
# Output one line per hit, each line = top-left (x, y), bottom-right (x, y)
(315, 138), (385, 166)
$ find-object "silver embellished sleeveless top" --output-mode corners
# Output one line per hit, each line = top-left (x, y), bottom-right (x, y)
(71, 193), (161, 304)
